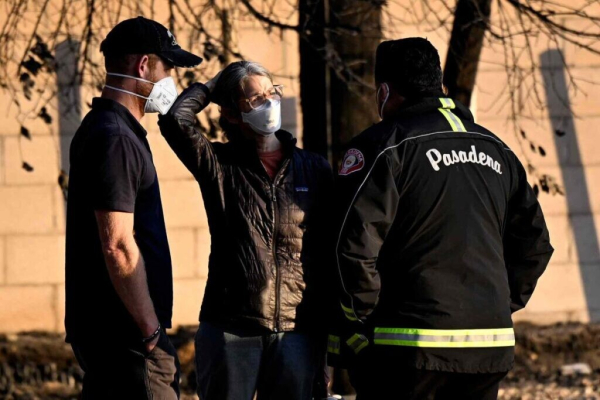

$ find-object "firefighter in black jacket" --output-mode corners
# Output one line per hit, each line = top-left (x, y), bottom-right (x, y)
(329, 38), (554, 399)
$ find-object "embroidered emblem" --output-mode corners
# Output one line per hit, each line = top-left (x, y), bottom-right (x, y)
(425, 145), (502, 175)
(167, 30), (178, 46)
(339, 149), (365, 176)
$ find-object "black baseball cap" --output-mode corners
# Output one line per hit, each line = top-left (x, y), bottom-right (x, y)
(100, 16), (202, 68)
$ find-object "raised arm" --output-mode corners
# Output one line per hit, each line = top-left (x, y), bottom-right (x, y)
(158, 81), (220, 181)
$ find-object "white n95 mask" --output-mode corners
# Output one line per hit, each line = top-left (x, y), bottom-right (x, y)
(241, 98), (282, 136)
(105, 73), (178, 115)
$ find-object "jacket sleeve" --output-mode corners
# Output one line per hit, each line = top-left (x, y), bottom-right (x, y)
(336, 149), (400, 323)
(504, 154), (554, 313)
(315, 157), (336, 312)
(157, 83), (220, 181)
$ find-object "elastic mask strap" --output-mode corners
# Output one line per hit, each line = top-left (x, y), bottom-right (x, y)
(378, 83), (390, 119)
(104, 85), (149, 100)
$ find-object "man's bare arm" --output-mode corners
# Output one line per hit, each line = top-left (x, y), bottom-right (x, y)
(95, 210), (160, 350)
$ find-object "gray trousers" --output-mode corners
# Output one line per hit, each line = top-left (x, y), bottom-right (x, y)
(195, 321), (322, 400)
(71, 330), (180, 400)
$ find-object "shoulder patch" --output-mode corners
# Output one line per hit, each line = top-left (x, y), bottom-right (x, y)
(339, 148), (365, 176)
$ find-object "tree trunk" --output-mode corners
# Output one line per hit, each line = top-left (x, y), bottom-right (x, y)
(328, 0), (382, 167)
(299, 0), (329, 158)
(299, 0), (382, 167)
(443, 0), (492, 107)
(220, 8), (232, 66)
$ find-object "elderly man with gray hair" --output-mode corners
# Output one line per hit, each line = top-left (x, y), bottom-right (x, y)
(157, 61), (334, 400)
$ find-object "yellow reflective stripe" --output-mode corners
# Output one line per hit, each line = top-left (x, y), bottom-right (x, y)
(374, 340), (515, 348)
(375, 328), (514, 336)
(438, 97), (465, 131)
(340, 302), (358, 321)
(327, 334), (341, 355)
(347, 334), (360, 345)
(354, 340), (369, 353)
(374, 327), (515, 348)
(438, 108), (466, 132)
(439, 97), (456, 109)
(346, 333), (369, 354)
(439, 108), (458, 131)
(452, 112), (466, 132)
(441, 98), (456, 109)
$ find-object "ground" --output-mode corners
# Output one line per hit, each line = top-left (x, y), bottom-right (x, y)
(1, 323), (599, 399)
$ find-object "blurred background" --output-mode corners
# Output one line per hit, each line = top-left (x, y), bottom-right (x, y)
(0, 0), (599, 398)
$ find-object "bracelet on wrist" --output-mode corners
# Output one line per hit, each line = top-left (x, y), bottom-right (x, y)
(141, 323), (161, 344)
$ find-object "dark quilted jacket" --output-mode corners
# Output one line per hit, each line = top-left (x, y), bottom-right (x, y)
(158, 83), (333, 332)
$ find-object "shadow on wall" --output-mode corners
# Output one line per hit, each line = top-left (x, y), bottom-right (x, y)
(56, 39), (81, 202)
(540, 49), (600, 322)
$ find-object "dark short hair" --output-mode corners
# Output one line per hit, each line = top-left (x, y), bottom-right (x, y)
(104, 54), (140, 74)
(104, 53), (170, 74)
(375, 38), (443, 97)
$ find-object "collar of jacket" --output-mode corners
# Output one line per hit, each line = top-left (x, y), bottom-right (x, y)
(389, 94), (475, 123)
(229, 129), (297, 175)
(230, 129), (297, 156)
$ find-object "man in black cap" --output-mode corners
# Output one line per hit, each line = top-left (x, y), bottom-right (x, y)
(328, 38), (553, 399)
(65, 16), (202, 399)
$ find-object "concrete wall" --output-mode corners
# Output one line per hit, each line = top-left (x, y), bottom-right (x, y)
(0, 1), (599, 333)
(0, 3), (300, 333)
(387, 2), (600, 324)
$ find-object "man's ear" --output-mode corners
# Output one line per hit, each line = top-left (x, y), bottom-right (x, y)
(222, 107), (241, 125)
(376, 82), (389, 103)
(136, 55), (150, 79)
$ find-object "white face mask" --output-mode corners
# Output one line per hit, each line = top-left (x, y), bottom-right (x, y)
(241, 98), (282, 136)
(105, 72), (178, 115)
(377, 83), (390, 120)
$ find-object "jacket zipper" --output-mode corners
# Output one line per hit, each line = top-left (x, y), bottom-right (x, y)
(271, 158), (290, 333)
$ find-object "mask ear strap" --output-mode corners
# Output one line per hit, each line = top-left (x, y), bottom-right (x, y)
(378, 83), (390, 119)
(104, 85), (150, 100)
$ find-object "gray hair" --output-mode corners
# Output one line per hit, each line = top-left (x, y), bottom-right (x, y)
(212, 61), (273, 112)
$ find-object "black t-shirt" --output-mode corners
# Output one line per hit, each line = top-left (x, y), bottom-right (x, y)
(65, 98), (172, 344)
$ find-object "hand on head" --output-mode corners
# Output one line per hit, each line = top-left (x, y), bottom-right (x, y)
(208, 61), (282, 140)
(205, 70), (223, 93)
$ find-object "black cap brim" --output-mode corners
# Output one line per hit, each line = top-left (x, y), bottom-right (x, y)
(160, 49), (203, 68)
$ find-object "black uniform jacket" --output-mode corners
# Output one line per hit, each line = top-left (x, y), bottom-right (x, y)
(333, 95), (553, 373)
